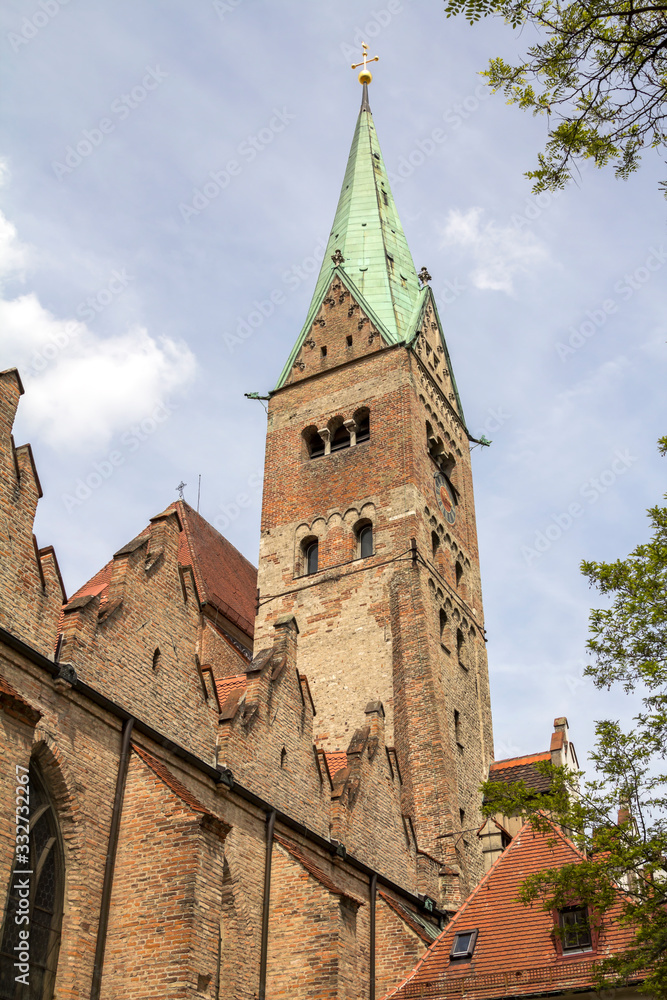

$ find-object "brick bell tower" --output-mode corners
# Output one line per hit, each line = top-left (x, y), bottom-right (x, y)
(254, 74), (494, 891)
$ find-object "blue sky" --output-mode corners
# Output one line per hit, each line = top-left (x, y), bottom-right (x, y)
(1, 0), (665, 767)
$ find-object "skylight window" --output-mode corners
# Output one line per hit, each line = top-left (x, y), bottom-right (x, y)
(450, 929), (478, 960)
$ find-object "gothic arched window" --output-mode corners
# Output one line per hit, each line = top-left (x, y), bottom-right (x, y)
(0, 763), (64, 1000)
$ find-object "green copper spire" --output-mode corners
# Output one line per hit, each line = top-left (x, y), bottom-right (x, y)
(309, 83), (421, 342)
(275, 84), (426, 390)
(274, 81), (467, 428)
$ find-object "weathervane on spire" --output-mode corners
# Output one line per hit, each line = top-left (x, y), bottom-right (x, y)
(351, 43), (378, 85)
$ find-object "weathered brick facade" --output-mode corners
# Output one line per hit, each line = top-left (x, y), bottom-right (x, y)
(255, 279), (494, 891)
(0, 82), (496, 1000)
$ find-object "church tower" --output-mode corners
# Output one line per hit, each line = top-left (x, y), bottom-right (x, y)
(255, 74), (494, 891)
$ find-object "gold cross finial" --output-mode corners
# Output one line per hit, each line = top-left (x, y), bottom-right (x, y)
(351, 43), (378, 85)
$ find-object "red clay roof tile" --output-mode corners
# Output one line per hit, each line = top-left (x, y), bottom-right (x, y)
(384, 818), (641, 1000)
(325, 751), (349, 778)
(215, 674), (246, 720)
(489, 752), (552, 793)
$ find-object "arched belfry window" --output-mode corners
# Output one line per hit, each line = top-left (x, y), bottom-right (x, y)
(304, 426), (325, 459)
(359, 525), (373, 558)
(354, 408), (370, 444)
(0, 763), (64, 1000)
(330, 425), (351, 452)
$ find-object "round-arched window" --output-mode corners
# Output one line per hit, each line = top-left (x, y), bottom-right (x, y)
(305, 540), (318, 575)
(359, 525), (373, 559)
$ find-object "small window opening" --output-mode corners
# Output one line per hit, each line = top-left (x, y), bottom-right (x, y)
(152, 648), (161, 671)
(432, 531), (440, 557)
(373, 152), (380, 160)
(360, 525), (373, 559)
(455, 562), (463, 587)
(280, 747), (287, 769)
(457, 628), (467, 669)
(321, 345), (327, 358)
(346, 335), (353, 347)
(454, 709), (462, 746)
(308, 431), (325, 459)
(331, 425), (351, 452)
(356, 414), (370, 443)
(460, 808), (465, 827)
(450, 929), (478, 960)
(439, 609), (448, 644)
(382, 191), (389, 206)
(305, 540), (318, 575)
(560, 907), (592, 952)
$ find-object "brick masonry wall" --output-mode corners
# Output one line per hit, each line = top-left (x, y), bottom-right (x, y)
(0, 361), (447, 998)
(266, 843), (360, 1000)
(103, 753), (228, 1000)
(58, 510), (221, 762)
(375, 896), (428, 1000)
(256, 278), (494, 893)
(0, 369), (64, 657)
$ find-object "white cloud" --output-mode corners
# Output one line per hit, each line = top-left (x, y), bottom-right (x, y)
(0, 200), (196, 453)
(440, 207), (549, 294)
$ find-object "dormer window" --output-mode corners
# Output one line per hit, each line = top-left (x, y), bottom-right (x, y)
(560, 907), (592, 952)
(450, 929), (478, 960)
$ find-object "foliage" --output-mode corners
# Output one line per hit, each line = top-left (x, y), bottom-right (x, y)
(481, 438), (667, 995)
(444, 0), (667, 193)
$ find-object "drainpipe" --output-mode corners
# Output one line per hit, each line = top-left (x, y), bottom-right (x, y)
(370, 873), (378, 1000)
(90, 716), (134, 1000)
(258, 809), (276, 1000)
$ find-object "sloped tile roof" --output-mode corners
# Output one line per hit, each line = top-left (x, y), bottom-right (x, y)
(175, 501), (257, 638)
(384, 818), (640, 1000)
(215, 674), (246, 720)
(488, 752), (552, 793)
(379, 891), (440, 944)
(62, 500), (257, 640)
(274, 834), (364, 906)
(325, 751), (349, 778)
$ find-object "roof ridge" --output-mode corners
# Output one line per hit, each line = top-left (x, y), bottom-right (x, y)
(490, 751), (551, 768)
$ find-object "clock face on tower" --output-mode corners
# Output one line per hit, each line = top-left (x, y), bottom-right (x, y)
(434, 472), (456, 524)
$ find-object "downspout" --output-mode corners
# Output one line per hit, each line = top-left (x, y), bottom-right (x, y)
(258, 809), (276, 1000)
(370, 872), (378, 1000)
(90, 716), (134, 1000)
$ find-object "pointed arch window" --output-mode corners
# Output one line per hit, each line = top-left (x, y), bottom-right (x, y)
(0, 764), (64, 1000)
